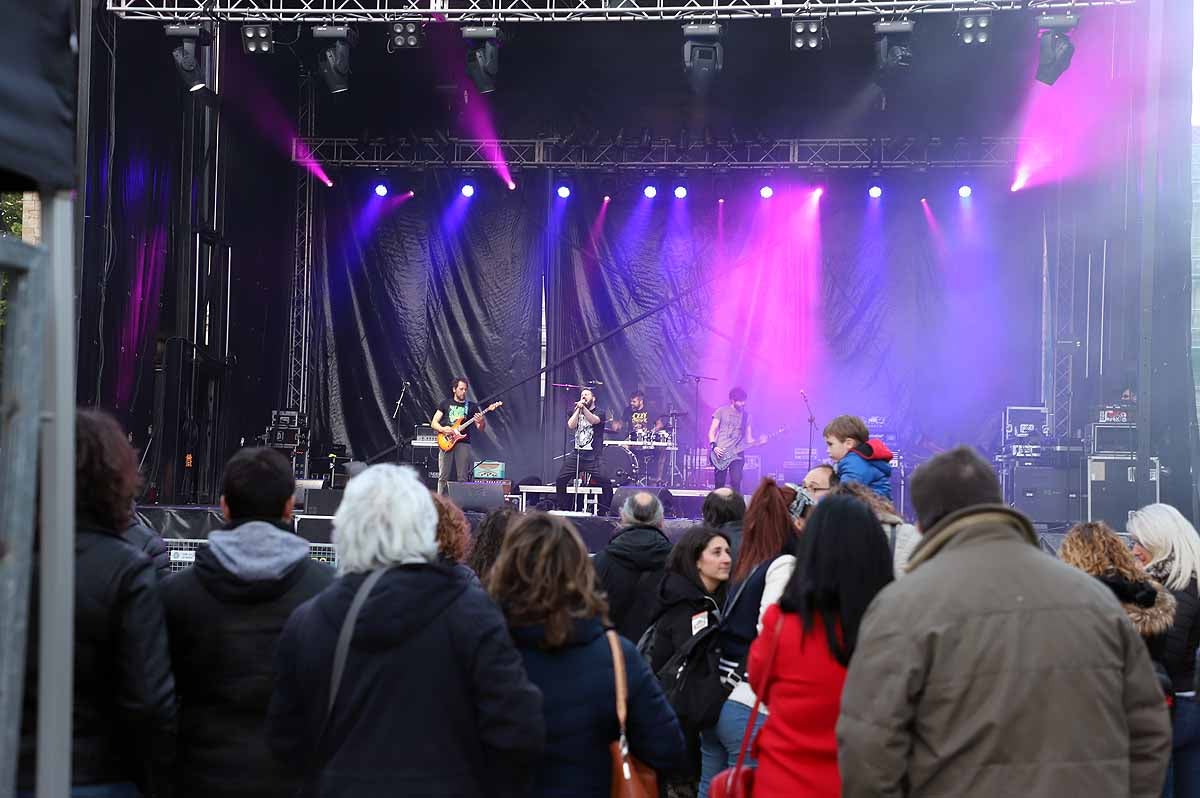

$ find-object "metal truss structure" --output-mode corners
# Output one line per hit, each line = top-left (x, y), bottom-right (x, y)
(109, 0), (1132, 23)
(294, 135), (1022, 170)
(287, 75), (314, 449)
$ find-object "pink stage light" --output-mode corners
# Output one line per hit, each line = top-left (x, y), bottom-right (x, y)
(812, 187), (824, 200)
(759, 186), (774, 199)
(603, 195), (611, 203)
(507, 181), (517, 190)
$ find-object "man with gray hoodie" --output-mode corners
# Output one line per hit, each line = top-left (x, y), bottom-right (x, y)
(160, 447), (333, 798)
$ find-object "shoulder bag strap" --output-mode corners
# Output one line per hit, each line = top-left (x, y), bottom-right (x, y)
(327, 568), (389, 720)
(607, 630), (629, 731)
(729, 613), (786, 773)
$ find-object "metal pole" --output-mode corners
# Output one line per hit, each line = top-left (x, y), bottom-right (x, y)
(73, 0), (94, 341)
(36, 191), (76, 798)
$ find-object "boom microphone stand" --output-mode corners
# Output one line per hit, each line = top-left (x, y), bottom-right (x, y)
(800, 389), (817, 472)
(392, 381), (410, 466)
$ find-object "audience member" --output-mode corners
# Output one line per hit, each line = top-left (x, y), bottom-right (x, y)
(822, 414), (893, 500)
(267, 464), (544, 797)
(19, 410), (177, 798)
(430, 490), (479, 583)
(838, 446), (1171, 798)
(702, 487), (745, 558)
(490, 512), (684, 796)
(747, 495), (893, 796)
(124, 503), (170, 581)
(160, 447), (333, 798)
(467, 504), (518, 583)
(698, 478), (800, 796)
(800, 463), (838, 504)
(593, 491), (673, 642)
(1128, 503), (1200, 797)
(830, 481), (919, 578)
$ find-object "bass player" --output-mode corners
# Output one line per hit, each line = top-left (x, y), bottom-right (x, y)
(431, 377), (485, 495)
(708, 386), (766, 493)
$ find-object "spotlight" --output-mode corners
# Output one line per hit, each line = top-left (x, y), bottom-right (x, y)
(643, 186), (658, 199)
(1036, 31), (1075, 86)
(682, 24), (723, 98)
(674, 186), (688, 199)
(313, 27), (356, 94)
(241, 24), (274, 55)
(463, 27), (501, 94)
(557, 185), (571, 199)
(374, 182), (389, 197)
(790, 16), (825, 51)
(759, 186), (774, 199)
(507, 181), (517, 190)
(874, 19), (914, 73)
(603, 195), (612, 203)
(956, 14), (991, 46)
(461, 183), (476, 198)
(390, 21), (424, 49)
(868, 185), (883, 199)
(958, 185), (973, 199)
(165, 24), (211, 92)
(813, 187), (824, 199)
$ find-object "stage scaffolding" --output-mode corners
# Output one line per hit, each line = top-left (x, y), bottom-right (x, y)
(109, 0), (1133, 23)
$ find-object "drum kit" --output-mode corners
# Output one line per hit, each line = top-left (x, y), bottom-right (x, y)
(603, 412), (686, 486)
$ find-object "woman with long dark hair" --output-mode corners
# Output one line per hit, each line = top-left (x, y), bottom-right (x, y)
(490, 513), (684, 796)
(698, 478), (801, 796)
(746, 494), (894, 795)
(467, 504), (518, 583)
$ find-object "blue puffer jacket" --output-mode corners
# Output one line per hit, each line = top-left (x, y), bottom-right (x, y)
(836, 449), (893, 500)
(511, 618), (685, 797)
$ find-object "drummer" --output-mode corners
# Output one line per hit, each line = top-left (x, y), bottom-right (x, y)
(611, 390), (667, 484)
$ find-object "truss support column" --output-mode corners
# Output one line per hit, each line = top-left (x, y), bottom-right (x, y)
(288, 74), (315, 478)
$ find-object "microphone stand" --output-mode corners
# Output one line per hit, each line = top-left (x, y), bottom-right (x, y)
(800, 390), (817, 472)
(392, 382), (410, 466)
(679, 373), (716, 487)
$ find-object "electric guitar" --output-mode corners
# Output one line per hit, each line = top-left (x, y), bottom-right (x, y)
(437, 401), (503, 452)
(709, 426), (788, 471)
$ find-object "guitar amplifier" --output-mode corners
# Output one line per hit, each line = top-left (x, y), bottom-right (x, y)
(475, 478), (513, 496)
(473, 461), (506, 480)
(1004, 406), (1050, 443)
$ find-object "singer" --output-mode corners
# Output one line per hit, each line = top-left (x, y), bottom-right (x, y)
(554, 388), (613, 512)
(430, 377), (485, 495)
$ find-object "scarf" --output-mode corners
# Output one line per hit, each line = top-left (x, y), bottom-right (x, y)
(1145, 552), (1177, 585)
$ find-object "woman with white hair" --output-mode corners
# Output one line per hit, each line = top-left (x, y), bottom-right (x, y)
(266, 464), (545, 797)
(1129, 502), (1200, 798)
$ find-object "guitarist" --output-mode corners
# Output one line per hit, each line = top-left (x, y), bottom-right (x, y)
(708, 386), (765, 493)
(431, 377), (485, 495)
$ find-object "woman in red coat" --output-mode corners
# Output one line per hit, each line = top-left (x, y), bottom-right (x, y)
(747, 494), (895, 796)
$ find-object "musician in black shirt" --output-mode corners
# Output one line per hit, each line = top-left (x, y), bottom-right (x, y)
(613, 390), (667, 484)
(554, 388), (614, 512)
(430, 377), (484, 495)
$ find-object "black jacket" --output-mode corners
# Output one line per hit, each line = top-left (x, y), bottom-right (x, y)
(650, 572), (724, 674)
(1162, 577), (1200, 693)
(125, 519), (171, 581)
(160, 519), (334, 798)
(511, 618), (685, 797)
(593, 524), (673, 643)
(19, 527), (177, 794)
(266, 560), (544, 798)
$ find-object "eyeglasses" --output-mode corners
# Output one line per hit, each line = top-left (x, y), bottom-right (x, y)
(802, 483), (830, 493)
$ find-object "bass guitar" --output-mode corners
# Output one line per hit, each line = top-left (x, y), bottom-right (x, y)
(709, 426), (788, 471)
(437, 401), (503, 452)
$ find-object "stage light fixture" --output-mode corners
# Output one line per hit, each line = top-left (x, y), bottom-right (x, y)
(674, 186), (688, 199)
(956, 14), (991, 46)
(813, 187), (824, 199)
(639, 128), (653, 149)
(390, 21), (424, 49)
(718, 198), (726, 204)
(313, 27), (356, 94)
(603, 195), (612, 203)
(874, 19), (914, 73)
(1035, 30), (1076, 85)
(644, 186), (658, 199)
(165, 24), (211, 92)
(241, 24), (274, 54)
(868, 185), (883, 199)
(958, 184), (973, 198)
(682, 24), (723, 98)
(790, 16), (825, 51)
(374, 182), (389, 197)
(463, 27), (501, 94)
(557, 186), (571, 199)
(760, 186), (774, 199)
(461, 184), (476, 198)
(507, 181), (517, 190)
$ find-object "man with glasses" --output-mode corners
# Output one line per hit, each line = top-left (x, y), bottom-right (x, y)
(801, 464), (838, 503)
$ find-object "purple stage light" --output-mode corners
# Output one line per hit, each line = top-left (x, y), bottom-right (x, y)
(644, 186), (657, 199)
(958, 185), (973, 199)
(674, 186), (687, 199)
(718, 198), (725, 204)
(603, 195), (611, 203)
(812, 187), (824, 199)
(868, 185), (883, 199)
(507, 181), (517, 191)
(374, 183), (389, 197)
(557, 185), (571, 199)
(461, 184), (476, 198)
(759, 186), (774, 199)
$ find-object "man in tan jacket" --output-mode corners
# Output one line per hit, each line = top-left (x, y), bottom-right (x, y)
(837, 446), (1171, 798)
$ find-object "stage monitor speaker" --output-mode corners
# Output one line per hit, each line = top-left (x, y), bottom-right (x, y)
(294, 479), (324, 510)
(305, 488), (344, 516)
(609, 486), (675, 518)
(448, 481), (506, 513)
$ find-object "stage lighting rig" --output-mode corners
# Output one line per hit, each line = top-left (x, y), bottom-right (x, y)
(682, 24), (723, 98)
(1035, 14), (1078, 86)
(874, 19), (914, 73)
(165, 24), (212, 92)
(390, 21), (424, 49)
(790, 17), (825, 52)
(463, 27), (502, 94)
(241, 24), (274, 55)
(956, 14), (990, 46)
(314, 26), (356, 94)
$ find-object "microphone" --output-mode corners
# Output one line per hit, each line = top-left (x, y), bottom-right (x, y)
(586, 379), (604, 386)
(403, 380), (411, 386)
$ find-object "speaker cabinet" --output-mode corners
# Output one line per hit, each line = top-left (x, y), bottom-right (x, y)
(448, 481), (507, 513)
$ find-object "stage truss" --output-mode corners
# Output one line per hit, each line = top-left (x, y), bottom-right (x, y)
(294, 135), (1022, 170)
(108, 0), (1133, 23)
